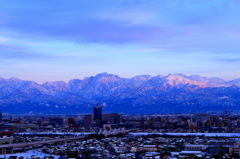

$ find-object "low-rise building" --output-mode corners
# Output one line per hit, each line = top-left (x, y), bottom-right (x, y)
(184, 144), (207, 151)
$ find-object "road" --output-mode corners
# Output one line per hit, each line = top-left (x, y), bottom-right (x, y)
(0, 136), (85, 148)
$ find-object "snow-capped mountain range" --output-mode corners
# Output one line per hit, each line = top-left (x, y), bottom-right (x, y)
(1, 73), (240, 114)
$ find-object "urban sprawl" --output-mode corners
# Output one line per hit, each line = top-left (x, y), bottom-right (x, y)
(0, 105), (240, 159)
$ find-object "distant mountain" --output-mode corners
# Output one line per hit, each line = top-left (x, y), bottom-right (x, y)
(0, 73), (240, 114)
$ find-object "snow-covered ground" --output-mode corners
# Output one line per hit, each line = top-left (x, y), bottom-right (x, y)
(16, 132), (240, 137)
(129, 132), (240, 137)
(0, 149), (58, 159)
(15, 132), (94, 136)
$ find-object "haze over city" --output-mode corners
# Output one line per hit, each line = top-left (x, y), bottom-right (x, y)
(0, 0), (240, 83)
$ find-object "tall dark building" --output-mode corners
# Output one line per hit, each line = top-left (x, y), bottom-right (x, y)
(103, 113), (122, 125)
(94, 104), (102, 121)
(0, 111), (2, 122)
(49, 117), (64, 127)
(84, 114), (93, 127)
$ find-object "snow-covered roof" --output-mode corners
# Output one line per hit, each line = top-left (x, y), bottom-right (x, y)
(180, 151), (202, 154)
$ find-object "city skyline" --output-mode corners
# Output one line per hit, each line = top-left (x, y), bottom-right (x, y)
(1, 0), (240, 83)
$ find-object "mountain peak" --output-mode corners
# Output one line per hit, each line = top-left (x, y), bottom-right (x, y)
(165, 74), (206, 87)
(94, 72), (120, 81)
(132, 75), (152, 80)
(7, 77), (22, 82)
(95, 72), (111, 77)
(166, 73), (185, 79)
(0, 73), (240, 114)
(188, 75), (226, 87)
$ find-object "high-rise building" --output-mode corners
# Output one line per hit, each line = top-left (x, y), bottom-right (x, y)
(94, 104), (102, 121)
(193, 114), (210, 123)
(0, 111), (2, 122)
(68, 118), (76, 125)
(103, 113), (122, 125)
(49, 117), (64, 127)
(84, 114), (93, 127)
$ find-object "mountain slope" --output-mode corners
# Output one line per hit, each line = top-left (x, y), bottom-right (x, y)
(0, 73), (239, 114)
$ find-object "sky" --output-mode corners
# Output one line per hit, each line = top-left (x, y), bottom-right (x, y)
(0, 0), (240, 83)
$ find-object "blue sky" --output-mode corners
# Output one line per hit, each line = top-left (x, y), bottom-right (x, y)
(0, 0), (240, 83)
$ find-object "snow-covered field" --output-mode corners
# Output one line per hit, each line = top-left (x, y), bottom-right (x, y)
(129, 133), (240, 137)
(15, 132), (93, 136)
(16, 132), (240, 137)
(0, 149), (58, 159)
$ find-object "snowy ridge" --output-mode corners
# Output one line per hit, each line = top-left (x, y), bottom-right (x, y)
(0, 73), (240, 114)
